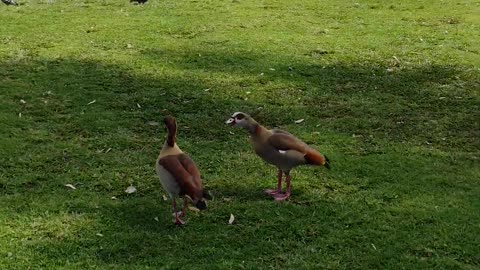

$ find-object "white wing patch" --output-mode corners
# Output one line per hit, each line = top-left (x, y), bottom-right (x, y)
(156, 164), (180, 198)
(278, 150), (287, 154)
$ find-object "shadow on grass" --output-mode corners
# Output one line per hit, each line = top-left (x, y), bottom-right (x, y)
(2, 52), (478, 152)
(1, 55), (479, 268)
(140, 48), (479, 152)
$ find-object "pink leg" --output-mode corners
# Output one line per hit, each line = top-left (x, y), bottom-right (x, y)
(264, 169), (283, 196)
(274, 174), (291, 201)
(179, 197), (188, 217)
(172, 199), (185, 225)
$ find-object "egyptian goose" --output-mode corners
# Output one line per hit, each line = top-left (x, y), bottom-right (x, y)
(156, 116), (211, 225)
(1, 0), (17, 6)
(226, 112), (330, 201)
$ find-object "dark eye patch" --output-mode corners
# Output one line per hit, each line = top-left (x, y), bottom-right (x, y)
(235, 113), (245, 120)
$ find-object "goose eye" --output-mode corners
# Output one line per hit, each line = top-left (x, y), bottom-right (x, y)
(235, 114), (245, 120)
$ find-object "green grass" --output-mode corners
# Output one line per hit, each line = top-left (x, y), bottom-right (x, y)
(1, 0), (479, 269)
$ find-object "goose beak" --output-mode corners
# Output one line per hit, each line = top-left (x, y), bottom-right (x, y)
(225, 118), (235, 126)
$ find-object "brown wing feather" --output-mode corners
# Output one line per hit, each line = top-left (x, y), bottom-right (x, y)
(269, 129), (330, 168)
(177, 154), (202, 188)
(267, 132), (308, 154)
(158, 154), (202, 197)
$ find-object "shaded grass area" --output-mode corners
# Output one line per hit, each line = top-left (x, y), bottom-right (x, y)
(1, 0), (479, 269)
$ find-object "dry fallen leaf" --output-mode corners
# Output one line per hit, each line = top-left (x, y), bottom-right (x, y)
(136, 103), (141, 108)
(87, 100), (96, 105)
(228, 214), (235, 225)
(162, 194), (168, 201)
(147, 121), (159, 126)
(18, 113), (22, 118)
(188, 206), (201, 213)
(294, 119), (305, 124)
(96, 233), (104, 237)
(20, 99), (26, 104)
(125, 185), (137, 194)
(105, 148), (112, 153)
(65, 184), (76, 190)
(111, 196), (117, 200)
(154, 216), (159, 222)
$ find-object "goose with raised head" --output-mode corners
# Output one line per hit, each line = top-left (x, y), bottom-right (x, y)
(156, 116), (211, 225)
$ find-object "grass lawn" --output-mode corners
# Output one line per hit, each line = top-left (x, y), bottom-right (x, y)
(1, 0), (479, 269)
